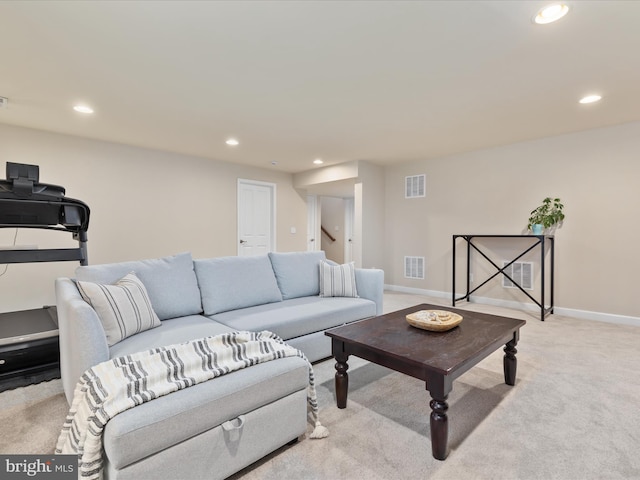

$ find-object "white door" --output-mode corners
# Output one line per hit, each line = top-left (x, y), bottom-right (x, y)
(306, 195), (320, 251)
(237, 179), (276, 256)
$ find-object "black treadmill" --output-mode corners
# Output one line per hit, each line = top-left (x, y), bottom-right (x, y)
(0, 162), (90, 390)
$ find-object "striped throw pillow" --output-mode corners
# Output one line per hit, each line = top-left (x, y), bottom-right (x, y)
(77, 272), (161, 346)
(319, 261), (359, 298)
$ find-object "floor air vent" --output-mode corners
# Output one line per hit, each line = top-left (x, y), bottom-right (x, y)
(404, 256), (425, 279)
(502, 261), (533, 290)
(405, 174), (425, 198)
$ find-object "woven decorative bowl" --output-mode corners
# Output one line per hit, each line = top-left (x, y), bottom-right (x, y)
(406, 310), (463, 332)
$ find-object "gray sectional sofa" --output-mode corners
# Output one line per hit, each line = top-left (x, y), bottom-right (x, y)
(55, 251), (383, 480)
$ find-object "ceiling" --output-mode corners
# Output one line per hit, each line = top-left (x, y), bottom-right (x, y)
(1, 1), (639, 174)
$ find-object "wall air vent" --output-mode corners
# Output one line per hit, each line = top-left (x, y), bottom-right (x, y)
(404, 256), (425, 279)
(502, 261), (533, 290)
(405, 174), (425, 198)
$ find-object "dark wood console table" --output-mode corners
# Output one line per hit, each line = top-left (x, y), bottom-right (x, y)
(452, 235), (554, 321)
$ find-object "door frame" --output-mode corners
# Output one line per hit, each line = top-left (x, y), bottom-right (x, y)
(237, 179), (277, 256)
(344, 197), (354, 263)
(306, 195), (321, 251)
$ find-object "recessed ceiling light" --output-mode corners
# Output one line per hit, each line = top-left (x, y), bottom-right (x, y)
(313, 159), (324, 165)
(73, 105), (94, 114)
(534, 3), (569, 24)
(225, 138), (239, 146)
(579, 94), (602, 104)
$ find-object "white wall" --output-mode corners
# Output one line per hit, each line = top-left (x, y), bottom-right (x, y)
(0, 124), (307, 313)
(384, 121), (640, 320)
(357, 161), (385, 269)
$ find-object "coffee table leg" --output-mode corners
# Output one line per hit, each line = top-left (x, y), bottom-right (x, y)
(334, 353), (349, 409)
(503, 337), (518, 386)
(429, 394), (449, 460)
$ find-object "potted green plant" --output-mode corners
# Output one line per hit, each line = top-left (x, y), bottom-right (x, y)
(527, 197), (565, 235)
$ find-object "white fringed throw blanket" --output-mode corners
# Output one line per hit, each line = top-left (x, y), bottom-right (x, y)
(56, 330), (328, 480)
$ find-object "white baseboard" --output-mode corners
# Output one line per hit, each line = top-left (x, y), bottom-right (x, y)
(384, 284), (640, 327)
(384, 284), (451, 300)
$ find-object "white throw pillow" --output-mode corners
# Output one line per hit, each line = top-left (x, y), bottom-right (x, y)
(319, 260), (359, 298)
(77, 272), (161, 346)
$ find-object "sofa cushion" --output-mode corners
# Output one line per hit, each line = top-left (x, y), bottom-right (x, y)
(194, 255), (283, 315)
(319, 260), (359, 298)
(268, 251), (326, 299)
(211, 296), (376, 341)
(75, 252), (202, 320)
(109, 315), (234, 358)
(103, 356), (309, 470)
(77, 273), (161, 347)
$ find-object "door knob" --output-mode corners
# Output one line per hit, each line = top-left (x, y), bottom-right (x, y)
(239, 239), (247, 244)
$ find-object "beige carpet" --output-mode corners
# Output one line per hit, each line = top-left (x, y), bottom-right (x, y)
(0, 379), (66, 455)
(2, 292), (640, 479)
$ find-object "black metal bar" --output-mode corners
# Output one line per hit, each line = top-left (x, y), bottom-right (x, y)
(0, 224), (70, 232)
(551, 237), (555, 314)
(76, 230), (89, 266)
(453, 235), (473, 304)
(465, 236), (471, 300)
(465, 239), (543, 307)
(452, 235), (456, 306)
(0, 248), (85, 264)
(540, 236), (545, 321)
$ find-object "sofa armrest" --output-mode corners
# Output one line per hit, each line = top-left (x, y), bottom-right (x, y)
(355, 268), (384, 315)
(56, 277), (110, 404)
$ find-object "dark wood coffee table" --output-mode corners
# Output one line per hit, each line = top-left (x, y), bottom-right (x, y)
(325, 304), (526, 460)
